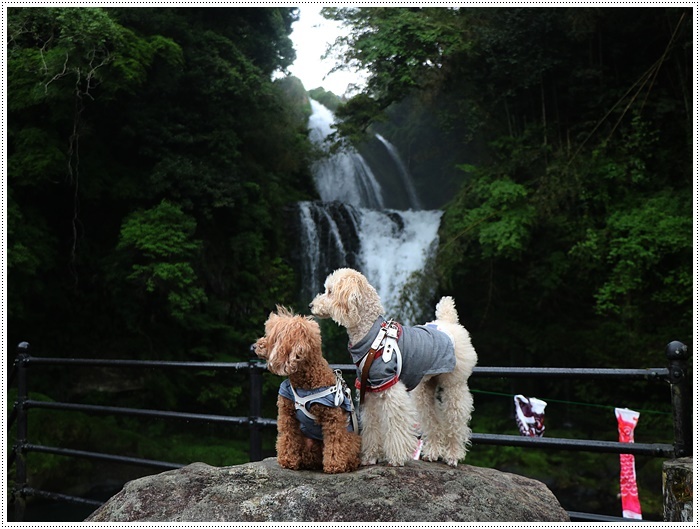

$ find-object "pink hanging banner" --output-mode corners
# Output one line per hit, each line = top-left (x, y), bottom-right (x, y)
(615, 407), (642, 520)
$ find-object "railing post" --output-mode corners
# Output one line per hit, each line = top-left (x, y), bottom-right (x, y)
(248, 345), (263, 462)
(13, 342), (30, 522)
(665, 341), (691, 458)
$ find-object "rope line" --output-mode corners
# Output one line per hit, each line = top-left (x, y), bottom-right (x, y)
(471, 389), (671, 416)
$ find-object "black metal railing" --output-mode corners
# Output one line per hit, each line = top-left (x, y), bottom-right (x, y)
(7, 340), (691, 522)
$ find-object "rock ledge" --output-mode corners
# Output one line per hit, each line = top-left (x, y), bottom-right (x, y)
(86, 458), (570, 522)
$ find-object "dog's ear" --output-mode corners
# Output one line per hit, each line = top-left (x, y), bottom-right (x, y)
(266, 342), (286, 375)
(346, 291), (362, 327)
(301, 318), (322, 353)
(286, 318), (322, 372)
(276, 340), (307, 376)
(339, 274), (366, 327)
(286, 344), (303, 374)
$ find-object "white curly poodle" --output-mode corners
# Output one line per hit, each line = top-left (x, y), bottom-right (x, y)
(309, 267), (477, 467)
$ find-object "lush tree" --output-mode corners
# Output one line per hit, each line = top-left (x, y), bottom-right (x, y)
(115, 200), (207, 322)
(7, 7), (316, 361)
(324, 7), (693, 369)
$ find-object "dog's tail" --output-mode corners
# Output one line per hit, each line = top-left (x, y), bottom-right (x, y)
(435, 296), (459, 324)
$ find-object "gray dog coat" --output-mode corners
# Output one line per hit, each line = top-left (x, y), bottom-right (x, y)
(278, 378), (356, 440)
(348, 316), (456, 392)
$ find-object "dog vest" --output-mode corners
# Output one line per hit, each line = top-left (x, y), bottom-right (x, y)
(348, 316), (456, 392)
(278, 374), (357, 441)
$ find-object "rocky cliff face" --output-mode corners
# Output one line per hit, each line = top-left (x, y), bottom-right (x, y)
(86, 458), (570, 523)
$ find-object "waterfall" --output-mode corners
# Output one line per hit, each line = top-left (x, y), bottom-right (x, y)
(308, 100), (385, 209)
(356, 208), (443, 321)
(375, 133), (422, 210)
(298, 99), (443, 322)
(297, 200), (362, 301)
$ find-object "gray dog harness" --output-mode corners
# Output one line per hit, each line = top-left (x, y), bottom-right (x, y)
(348, 316), (456, 395)
(278, 371), (358, 440)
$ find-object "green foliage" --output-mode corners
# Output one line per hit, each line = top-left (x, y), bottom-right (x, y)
(447, 168), (536, 260)
(7, 128), (65, 184)
(7, 13), (315, 506)
(8, 7), (315, 358)
(307, 87), (342, 111)
(327, 6), (692, 371)
(117, 200), (207, 321)
(573, 192), (692, 319)
(324, 8), (465, 110)
(110, 32), (183, 91)
(277, 76), (313, 122)
(7, 7), (159, 106)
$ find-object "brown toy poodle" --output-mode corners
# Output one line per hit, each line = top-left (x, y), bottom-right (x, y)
(254, 306), (361, 473)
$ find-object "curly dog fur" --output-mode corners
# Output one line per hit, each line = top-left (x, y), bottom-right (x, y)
(254, 306), (361, 473)
(309, 268), (477, 467)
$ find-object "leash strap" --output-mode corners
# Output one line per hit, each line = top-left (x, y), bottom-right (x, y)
(359, 347), (379, 405)
(359, 320), (403, 404)
(337, 370), (359, 433)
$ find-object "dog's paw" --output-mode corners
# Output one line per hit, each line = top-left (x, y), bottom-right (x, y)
(323, 463), (357, 474)
(420, 447), (441, 462)
(278, 458), (302, 470)
(361, 457), (378, 466)
(322, 450), (361, 474)
(444, 458), (459, 468)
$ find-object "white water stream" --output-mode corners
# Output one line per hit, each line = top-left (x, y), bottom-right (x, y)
(309, 100), (385, 209)
(299, 99), (443, 322)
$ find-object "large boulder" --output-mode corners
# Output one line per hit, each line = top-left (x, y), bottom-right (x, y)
(86, 458), (569, 522)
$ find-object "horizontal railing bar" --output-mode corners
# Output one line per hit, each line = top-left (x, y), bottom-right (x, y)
(253, 417), (279, 427)
(17, 486), (103, 508)
(24, 400), (278, 429)
(471, 433), (674, 457)
(19, 357), (671, 382)
(567, 510), (647, 522)
(30, 406), (665, 456)
(471, 366), (669, 380)
(261, 364), (671, 380)
(22, 444), (185, 470)
(328, 364), (356, 371)
(22, 356), (251, 370)
(24, 400), (251, 425)
(12, 348), (685, 524)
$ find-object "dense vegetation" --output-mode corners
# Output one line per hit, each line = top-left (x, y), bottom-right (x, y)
(323, 7), (692, 518)
(8, 7), (314, 360)
(7, 7), (692, 520)
(7, 7), (309, 513)
(326, 7), (692, 368)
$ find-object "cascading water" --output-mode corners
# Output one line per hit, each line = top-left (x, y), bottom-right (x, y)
(298, 99), (443, 322)
(374, 133), (422, 210)
(308, 100), (385, 209)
